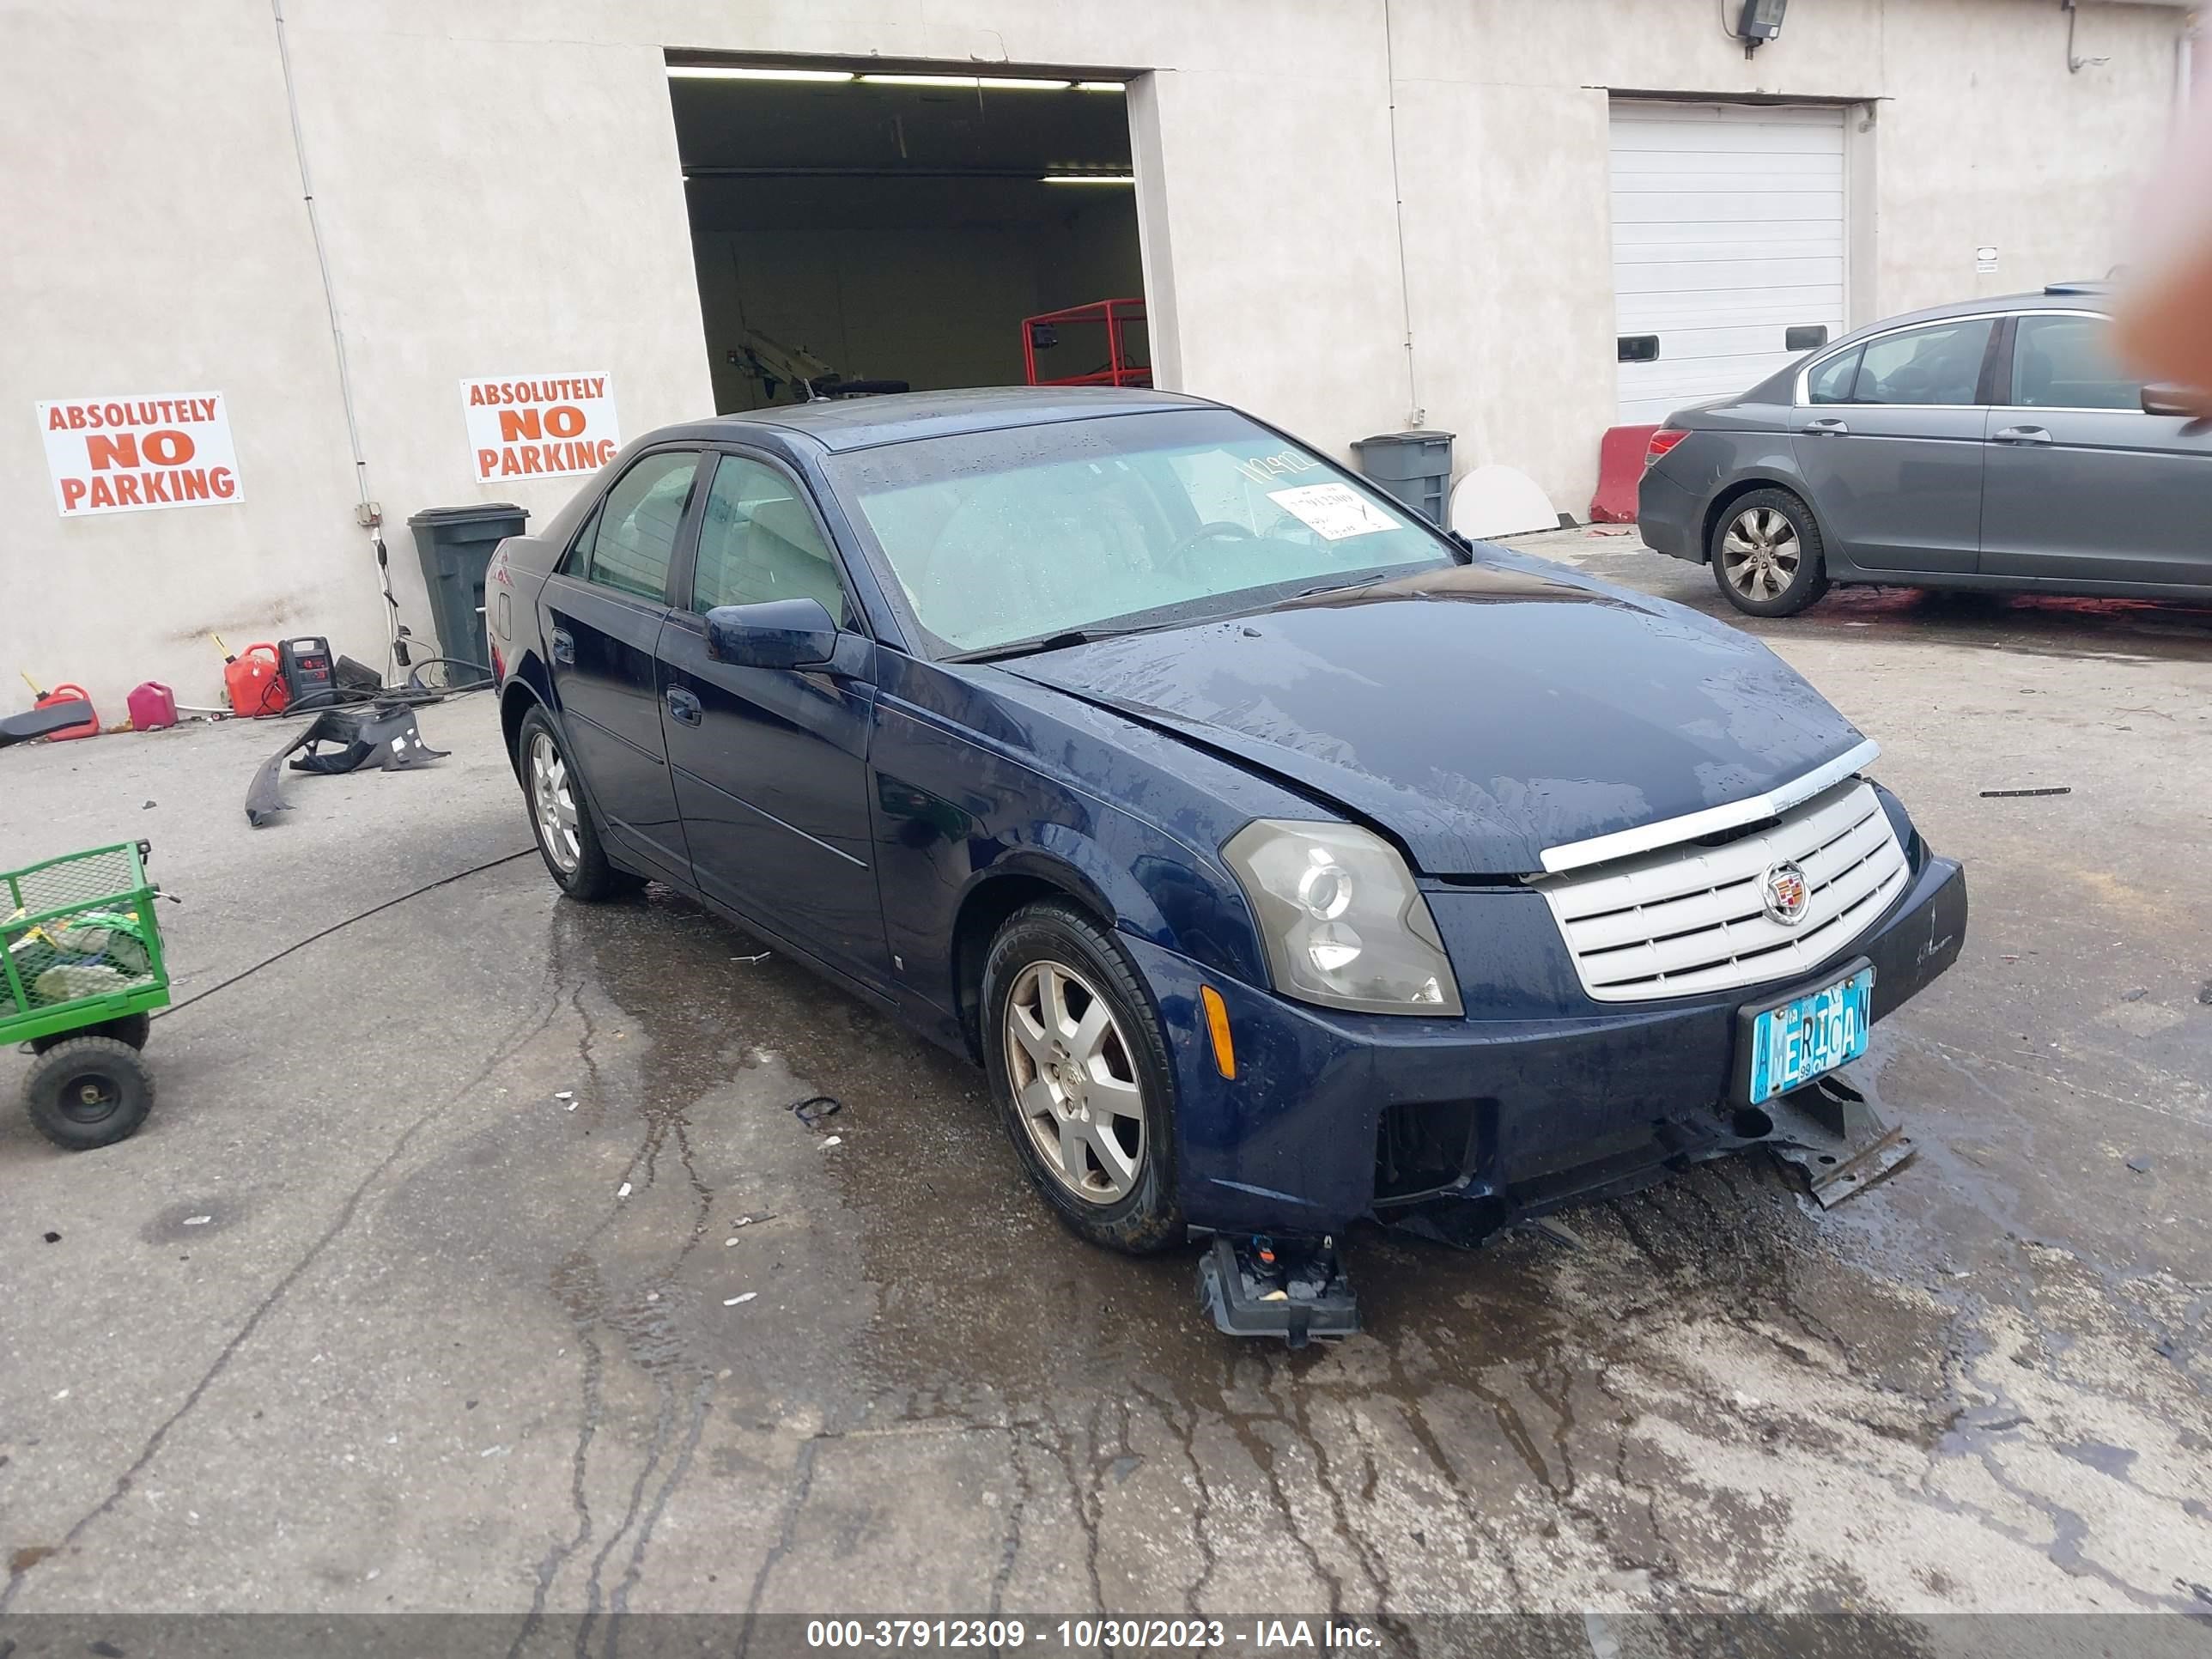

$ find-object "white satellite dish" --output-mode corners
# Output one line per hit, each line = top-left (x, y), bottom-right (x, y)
(1449, 464), (1559, 539)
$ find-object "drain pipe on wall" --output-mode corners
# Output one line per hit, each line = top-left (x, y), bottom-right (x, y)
(272, 0), (405, 682)
(1381, 0), (1426, 433)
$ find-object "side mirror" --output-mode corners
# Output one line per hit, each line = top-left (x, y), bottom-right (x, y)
(704, 598), (839, 670)
(2142, 383), (2203, 417)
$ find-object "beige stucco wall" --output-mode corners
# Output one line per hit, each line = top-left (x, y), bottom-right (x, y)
(1384, 0), (2186, 495)
(0, 0), (2188, 714)
(0, 2), (369, 714)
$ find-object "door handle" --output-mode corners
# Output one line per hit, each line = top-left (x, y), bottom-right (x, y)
(665, 686), (703, 727)
(1993, 424), (2053, 444)
(1799, 417), (1850, 436)
(550, 626), (575, 665)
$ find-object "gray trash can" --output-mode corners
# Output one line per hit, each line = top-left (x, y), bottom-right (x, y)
(406, 502), (527, 688)
(1352, 430), (1455, 526)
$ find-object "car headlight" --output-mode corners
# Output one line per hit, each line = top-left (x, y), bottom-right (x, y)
(1222, 820), (1462, 1017)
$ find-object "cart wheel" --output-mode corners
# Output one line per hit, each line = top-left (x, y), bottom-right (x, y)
(29, 1012), (151, 1055)
(24, 1036), (155, 1151)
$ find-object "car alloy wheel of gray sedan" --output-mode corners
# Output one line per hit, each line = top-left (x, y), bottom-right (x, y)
(1003, 957), (1147, 1205)
(1720, 506), (1801, 602)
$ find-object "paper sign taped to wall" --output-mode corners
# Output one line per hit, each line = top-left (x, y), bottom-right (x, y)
(1267, 483), (1401, 541)
(37, 392), (243, 518)
(461, 374), (620, 483)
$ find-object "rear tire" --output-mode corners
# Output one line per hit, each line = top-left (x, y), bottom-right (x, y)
(25, 1036), (154, 1151)
(1710, 488), (1830, 617)
(981, 902), (1183, 1255)
(517, 706), (644, 902)
(30, 1012), (150, 1056)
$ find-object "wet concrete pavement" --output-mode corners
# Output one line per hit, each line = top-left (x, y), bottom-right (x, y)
(1, 540), (2208, 1626)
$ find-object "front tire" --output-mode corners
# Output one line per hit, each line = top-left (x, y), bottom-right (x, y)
(517, 707), (643, 902)
(981, 902), (1183, 1255)
(1711, 488), (1830, 617)
(25, 1036), (154, 1150)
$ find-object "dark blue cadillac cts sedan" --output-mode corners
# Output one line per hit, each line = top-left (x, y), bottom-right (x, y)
(488, 387), (1966, 1260)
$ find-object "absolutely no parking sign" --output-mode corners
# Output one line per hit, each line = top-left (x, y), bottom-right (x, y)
(460, 373), (620, 483)
(38, 392), (243, 517)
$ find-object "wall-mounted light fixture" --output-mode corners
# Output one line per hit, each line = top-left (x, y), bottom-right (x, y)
(1736, 0), (1789, 49)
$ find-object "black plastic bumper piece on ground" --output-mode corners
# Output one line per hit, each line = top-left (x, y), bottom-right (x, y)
(1196, 1235), (1360, 1347)
(244, 703), (448, 827)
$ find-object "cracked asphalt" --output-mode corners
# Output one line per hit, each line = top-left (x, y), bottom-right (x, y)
(1, 532), (2208, 1632)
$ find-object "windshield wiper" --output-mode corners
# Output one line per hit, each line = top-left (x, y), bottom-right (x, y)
(952, 627), (1148, 665)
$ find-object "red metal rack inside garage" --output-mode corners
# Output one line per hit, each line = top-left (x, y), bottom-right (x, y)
(1021, 298), (1152, 388)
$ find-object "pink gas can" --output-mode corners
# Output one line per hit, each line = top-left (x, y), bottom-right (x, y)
(126, 682), (179, 732)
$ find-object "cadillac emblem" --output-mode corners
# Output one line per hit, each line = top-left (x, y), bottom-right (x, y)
(1761, 860), (1812, 927)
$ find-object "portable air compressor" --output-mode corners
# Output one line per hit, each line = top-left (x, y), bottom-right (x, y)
(277, 636), (338, 709)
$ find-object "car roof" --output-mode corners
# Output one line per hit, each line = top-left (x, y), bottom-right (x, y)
(652, 386), (1218, 454)
(1844, 286), (2116, 335)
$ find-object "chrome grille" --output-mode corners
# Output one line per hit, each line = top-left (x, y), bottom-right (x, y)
(1535, 780), (1908, 1002)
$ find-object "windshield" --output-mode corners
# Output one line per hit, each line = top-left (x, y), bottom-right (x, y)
(824, 409), (1451, 655)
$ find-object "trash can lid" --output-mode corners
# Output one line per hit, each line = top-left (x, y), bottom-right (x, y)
(1353, 429), (1455, 447)
(406, 502), (530, 528)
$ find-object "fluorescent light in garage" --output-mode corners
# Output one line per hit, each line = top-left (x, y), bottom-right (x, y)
(859, 73), (1073, 90)
(1042, 174), (1135, 185)
(1074, 82), (1126, 93)
(667, 65), (855, 82)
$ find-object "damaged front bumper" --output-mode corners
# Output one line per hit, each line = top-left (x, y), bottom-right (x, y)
(244, 702), (447, 827)
(1130, 850), (1967, 1244)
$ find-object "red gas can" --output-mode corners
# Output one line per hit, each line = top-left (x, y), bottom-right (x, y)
(35, 683), (100, 741)
(127, 681), (179, 732)
(224, 644), (289, 717)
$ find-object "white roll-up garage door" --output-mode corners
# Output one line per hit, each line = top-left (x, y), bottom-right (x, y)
(1610, 100), (1847, 426)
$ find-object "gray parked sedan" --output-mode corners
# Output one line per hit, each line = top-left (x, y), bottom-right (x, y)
(1638, 285), (2212, 616)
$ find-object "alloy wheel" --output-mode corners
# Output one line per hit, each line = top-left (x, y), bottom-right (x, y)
(1002, 958), (1147, 1206)
(1720, 506), (1802, 601)
(529, 731), (581, 874)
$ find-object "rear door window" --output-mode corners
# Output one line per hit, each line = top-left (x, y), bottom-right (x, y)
(556, 501), (602, 577)
(2010, 313), (2139, 410)
(1850, 319), (1995, 406)
(587, 451), (700, 604)
(1806, 348), (1863, 405)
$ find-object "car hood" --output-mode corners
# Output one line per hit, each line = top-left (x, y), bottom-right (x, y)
(997, 554), (1869, 876)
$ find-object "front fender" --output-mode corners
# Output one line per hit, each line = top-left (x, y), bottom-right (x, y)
(870, 655), (1307, 1024)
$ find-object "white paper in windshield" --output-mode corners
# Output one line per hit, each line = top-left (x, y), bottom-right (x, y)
(1266, 483), (1401, 541)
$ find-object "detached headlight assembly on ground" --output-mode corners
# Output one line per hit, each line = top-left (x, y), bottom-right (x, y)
(1224, 820), (1462, 1017)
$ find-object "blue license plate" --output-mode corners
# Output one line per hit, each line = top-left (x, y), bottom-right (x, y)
(1744, 966), (1874, 1105)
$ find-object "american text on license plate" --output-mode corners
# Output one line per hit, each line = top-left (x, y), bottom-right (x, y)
(1748, 967), (1874, 1104)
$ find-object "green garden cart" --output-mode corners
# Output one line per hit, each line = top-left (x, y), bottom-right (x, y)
(2, 836), (170, 1150)
(2, 696), (173, 1148)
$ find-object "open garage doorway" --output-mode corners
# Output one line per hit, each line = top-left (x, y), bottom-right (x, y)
(667, 58), (1150, 412)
